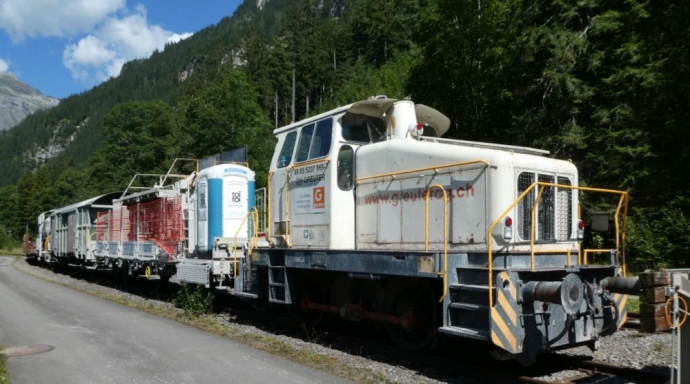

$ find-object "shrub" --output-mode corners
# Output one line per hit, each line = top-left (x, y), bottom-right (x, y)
(173, 283), (213, 317)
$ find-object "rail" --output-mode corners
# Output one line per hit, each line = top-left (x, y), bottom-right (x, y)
(267, 171), (274, 241)
(255, 188), (267, 233)
(487, 182), (628, 308)
(425, 185), (448, 302)
(355, 159), (490, 184)
(583, 249), (612, 265)
(232, 207), (259, 277)
(213, 161), (249, 168)
(160, 158), (198, 187)
(121, 157), (198, 199)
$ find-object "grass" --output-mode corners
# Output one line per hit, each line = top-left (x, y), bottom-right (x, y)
(11, 260), (394, 383)
(628, 297), (640, 313)
(0, 345), (8, 384)
(1, 248), (24, 257)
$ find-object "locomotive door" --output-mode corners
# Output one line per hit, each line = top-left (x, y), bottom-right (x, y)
(287, 119), (333, 248)
(270, 118), (334, 248)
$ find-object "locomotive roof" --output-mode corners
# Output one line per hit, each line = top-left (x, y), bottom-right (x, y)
(273, 103), (353, 135)
(273, 99), (452, 138)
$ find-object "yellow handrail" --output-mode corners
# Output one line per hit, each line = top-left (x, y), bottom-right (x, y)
(613, 193), (629, 274)
(233, 209), (259, 277)
(583, 249), (611, 265)
(249, 207), (260, 249)
(621, 193), (629, 275)
(538, 249), (573, 266)
(577, 203), (582, 265)
(424, 185), (448, 303)
(356, 160), (490, 184)
(487, 182), (629, 308)
(530, 185), (547, 271)
(284, 170), (291, 247)
(267, 171), (274, 241)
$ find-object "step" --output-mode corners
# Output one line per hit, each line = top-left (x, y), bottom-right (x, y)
(438, 326), (490, 341)
(234, 291), (258, 300)
(449, 302), (490, 312)
(269, 282), (285, 287)
(449, 284), (494, 292)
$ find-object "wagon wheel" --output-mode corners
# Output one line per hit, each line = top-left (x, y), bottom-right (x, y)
(385, 279), (437, 351)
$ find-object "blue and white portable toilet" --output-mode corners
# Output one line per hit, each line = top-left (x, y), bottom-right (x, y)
(196, 163), (255, 255)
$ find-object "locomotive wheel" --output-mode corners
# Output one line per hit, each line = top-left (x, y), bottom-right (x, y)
(291, 273), (328, 327)
(384, 279), (437, 351)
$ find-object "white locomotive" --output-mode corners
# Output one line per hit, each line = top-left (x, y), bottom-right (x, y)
(182, 97), (634, 363)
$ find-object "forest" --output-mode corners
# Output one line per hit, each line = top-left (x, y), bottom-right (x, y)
(0, 0), (687, 271)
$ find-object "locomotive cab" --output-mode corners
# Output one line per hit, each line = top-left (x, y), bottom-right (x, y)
(269, 98), (451, 250)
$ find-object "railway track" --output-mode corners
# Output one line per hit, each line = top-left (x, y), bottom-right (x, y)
(622, 311), (641, 330)
(24, 258), (669, 384)
(518, 356), (670, 384)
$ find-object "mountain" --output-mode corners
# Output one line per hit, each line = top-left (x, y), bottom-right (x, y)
(0, 72), (59, 131)
(0, 0), (294, 187)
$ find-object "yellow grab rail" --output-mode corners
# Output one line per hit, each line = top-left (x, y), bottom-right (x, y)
(529, 185), (547, 270)
(487, 182), (629, 308)
(425, 185), (449, 303)
(267, 171), (274, 240)
(356, 160), (490, 184)
(284, 170), (291, 247)
(577, 203), (582, 265)
(233, 209), (259, 277)
(583, 249), (612, 265)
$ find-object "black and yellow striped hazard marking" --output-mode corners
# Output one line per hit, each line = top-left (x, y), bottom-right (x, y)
(491, 271), (520, 353)
(612, 293), (628, 329)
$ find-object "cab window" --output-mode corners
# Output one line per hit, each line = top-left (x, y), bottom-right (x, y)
(337, 145), (354, 190)
(340, 113), (385, 143)
(296, 118), (332, 163)
(277, 131), (297, 168)
(296, 124), (315, 163)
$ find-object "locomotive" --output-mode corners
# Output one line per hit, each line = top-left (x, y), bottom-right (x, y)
(30, 97), (638, 365)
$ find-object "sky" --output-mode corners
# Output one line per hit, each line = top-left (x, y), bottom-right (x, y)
(0, 0), (243, 99)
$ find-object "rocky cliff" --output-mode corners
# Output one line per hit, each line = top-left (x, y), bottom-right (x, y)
(0, 72), (59, 131)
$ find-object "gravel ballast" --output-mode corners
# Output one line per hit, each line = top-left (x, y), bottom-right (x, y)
(9, 257), (673, 383)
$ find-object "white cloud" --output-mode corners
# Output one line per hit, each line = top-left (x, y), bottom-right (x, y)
(0, 0), (126, 43)
(0, 58), (9, 73)
(168, 32), (193, 45)
(62, 5), (193, 84)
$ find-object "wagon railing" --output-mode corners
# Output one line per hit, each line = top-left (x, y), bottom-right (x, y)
(486, 182), (629, 308)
